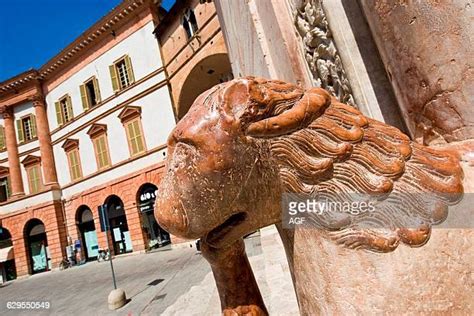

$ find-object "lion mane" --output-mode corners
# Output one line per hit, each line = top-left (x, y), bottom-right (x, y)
(236, 77), (464, 252)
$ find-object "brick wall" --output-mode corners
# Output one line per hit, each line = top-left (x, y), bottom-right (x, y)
(0, 161), (185, 278)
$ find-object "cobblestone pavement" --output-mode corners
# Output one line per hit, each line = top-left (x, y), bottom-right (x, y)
(0, 228), (299, 316)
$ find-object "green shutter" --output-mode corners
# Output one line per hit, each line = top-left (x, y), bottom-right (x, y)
(55, 101), (63, 126)
(109, 65), (119, 92)
(0, 126), (5, 149)
(80, 84), (89, 111)
(66, 95), (74, 120)
(16, 120), (25, 143)
(124, 55), (135, 83)
(30, 114), (37, 138)
(6, 176), (11, 198)
(93, 77), (101, 103)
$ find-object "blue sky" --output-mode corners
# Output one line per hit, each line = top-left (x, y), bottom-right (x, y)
(0, 0), (176, 82)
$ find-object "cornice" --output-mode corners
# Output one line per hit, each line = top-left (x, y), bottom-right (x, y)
(0, 166), (9, 177)
(62, 139), (80, 152)
(0, 0), (149, 94)
(87, 123), (108, 138)
(118, 105), (142, 123)
(21, 155), (41, 167)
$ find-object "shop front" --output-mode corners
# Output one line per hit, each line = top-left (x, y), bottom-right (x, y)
(137, 183), (170, 250)
(24, 219), (50, 274)
(0, 227), (16, 283)
(76, 206), (99, 261)
(105, 195), (133, 255)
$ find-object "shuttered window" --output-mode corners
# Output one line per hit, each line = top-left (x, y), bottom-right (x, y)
(0, 126), (5, 150)
(67, 149), (82, 181)
(16, 114), (37, 143)
(125, 118), (146, 156)
(109, 55), (135, 92)
(55, 94), (74, 126)
(27, 164), (42, 194)
(80, 77), (101, 111)
(93, 135), (111, 170)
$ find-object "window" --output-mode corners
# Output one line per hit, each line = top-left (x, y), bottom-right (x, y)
(21, 155), (43, 194)
(0, 125), (5, 150)
(80, 77), (101, 111)
(67, 149), (82, 181)
(183, 9), (198, 39)
(87, 124), (111, 171)
(126, 119), (146, 156)
(62, 139), (82, 182)
(93, 136), (111, 170)
(109, 55), (135, 92)
(16, 114), (37, 143)
(0, 176), (10, 202)
(55, 94), (74, 126)
(118, 106), (146, 157)
(27, 165), (42, 194)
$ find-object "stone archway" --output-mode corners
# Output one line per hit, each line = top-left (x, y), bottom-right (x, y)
(76, 205), (99, 261)
(23, 219), (49, 274)
(177, 53), (233, 119)
(104, 195), (132, 255)
(0, 226), (16, 282)
(137, 183), (170, 250)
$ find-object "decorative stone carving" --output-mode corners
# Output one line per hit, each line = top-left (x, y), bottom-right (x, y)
(294, 0), (355, 105)
(0, 106), (13, 119)
(155, 78), (465, 314)
(29, 93), (45, 107)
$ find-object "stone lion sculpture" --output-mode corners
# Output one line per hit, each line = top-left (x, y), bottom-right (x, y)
(155, 77), (464, 315)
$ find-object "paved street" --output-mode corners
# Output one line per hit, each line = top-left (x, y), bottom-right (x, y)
(0, 245), (211, 316)
(0, 229), (299, 316)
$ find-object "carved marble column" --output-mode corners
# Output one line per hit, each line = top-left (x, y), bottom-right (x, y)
(31, 96), (58, 188)
(359, 0), (474, 144)
(0, 106), (25, 197)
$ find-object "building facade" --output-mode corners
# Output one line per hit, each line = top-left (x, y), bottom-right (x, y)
(0, 0), (231, 280)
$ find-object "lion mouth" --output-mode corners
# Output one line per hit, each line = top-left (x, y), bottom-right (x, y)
(204, 212), (248, 247)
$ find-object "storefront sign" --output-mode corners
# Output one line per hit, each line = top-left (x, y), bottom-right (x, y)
(139, 187), (158, 213)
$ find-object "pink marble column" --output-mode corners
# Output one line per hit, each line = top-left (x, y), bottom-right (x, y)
(0, 106), (25, 197)
(31, 95), (59, 188)
(360, 0), (473, 144)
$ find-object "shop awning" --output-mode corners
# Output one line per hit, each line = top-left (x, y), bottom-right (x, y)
(0, 246), (14, 263)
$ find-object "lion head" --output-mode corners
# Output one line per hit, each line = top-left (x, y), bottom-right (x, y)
(155, 77), (463, 251)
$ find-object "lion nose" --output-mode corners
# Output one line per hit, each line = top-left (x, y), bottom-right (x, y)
(154, 190), (189, 238)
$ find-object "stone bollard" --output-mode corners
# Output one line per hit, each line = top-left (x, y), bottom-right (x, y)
(108, 288), (127, 310)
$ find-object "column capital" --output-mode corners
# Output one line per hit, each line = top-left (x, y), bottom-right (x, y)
(29, 94), (46, 107)
(0, 106), (13, 119)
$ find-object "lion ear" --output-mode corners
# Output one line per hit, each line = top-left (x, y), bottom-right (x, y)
(246, 87), (331, 138)
(220, 77), (257, 117)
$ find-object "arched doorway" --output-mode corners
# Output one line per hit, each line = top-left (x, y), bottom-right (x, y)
(177, 53), (233, 119)
(76, 206), (99, 261)
(137, 183), (170, 250)
(24, 219), (49, 274)
(0, 226), (16, 283)
(104, 195), (132, 255)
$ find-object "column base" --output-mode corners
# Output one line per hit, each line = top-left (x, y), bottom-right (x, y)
(44, 182), (60, 190)
(10, 192), (26, 199)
